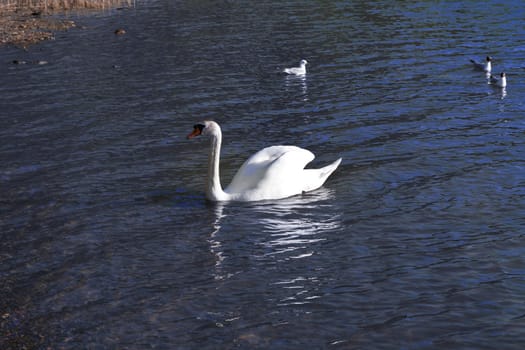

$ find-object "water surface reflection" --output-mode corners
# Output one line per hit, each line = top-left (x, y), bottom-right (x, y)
(284, 74), (308, 101)
(208, 188), (340, 282)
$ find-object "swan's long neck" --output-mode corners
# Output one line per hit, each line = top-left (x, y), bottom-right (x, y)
(207, 131), (229, 201)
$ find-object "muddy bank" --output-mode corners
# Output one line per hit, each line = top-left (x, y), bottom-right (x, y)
(1, 1), (132, 48)
(0, 7), (76, 48)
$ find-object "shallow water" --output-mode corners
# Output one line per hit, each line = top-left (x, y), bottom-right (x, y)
(1, 0), (525, 348)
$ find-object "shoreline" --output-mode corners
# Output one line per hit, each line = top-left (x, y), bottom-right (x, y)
(0, 1), (131, 49)
(0, 7), (76, 48)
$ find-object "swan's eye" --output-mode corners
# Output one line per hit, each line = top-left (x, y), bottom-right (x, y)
(187, 124), (206, 139)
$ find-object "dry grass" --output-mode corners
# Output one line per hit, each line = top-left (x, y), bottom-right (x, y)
(0, 0), (133, 11)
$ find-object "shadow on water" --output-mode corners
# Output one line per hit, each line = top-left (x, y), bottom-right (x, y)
(138, 187), (206, 209)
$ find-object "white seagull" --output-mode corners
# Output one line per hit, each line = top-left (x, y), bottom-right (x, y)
(490, 72), (507, 88)
(470, 56), (492, 73)
(284, 59), (308, 75)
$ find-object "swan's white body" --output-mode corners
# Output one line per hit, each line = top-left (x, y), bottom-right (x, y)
(187, 121), (341, 202)
(490, 72), (507, 87)
(470, 56), (492, 73)
(284, 59), (308, 75)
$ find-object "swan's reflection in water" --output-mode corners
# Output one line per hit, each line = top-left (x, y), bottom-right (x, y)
(209, 203), (226, 279)
(285, 74), (308, 101)
(208, 187), (342, 295)
(258, 192), (340, 260)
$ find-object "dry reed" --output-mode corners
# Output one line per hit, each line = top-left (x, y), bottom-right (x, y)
(0, 0), (133, 11)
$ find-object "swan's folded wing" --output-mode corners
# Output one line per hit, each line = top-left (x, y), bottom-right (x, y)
(226, 146), (314, 194)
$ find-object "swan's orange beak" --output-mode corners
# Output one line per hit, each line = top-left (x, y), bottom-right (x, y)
(187, 127), (202, 139)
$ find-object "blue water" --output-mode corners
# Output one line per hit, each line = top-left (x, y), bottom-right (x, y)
(1, 1), (525, 348)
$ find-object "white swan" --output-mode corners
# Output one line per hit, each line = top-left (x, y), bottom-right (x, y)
(187, 121), (342, 202)
(490, 72), (507, 87)
(284, 59), (308, 75)
(470, 56), (492, 73)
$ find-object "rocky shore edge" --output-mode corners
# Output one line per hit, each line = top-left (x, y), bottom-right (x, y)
(0, 6), (76, 49)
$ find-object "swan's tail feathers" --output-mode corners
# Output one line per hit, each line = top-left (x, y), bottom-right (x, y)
(303, 158), (342, 192)
(320, 158), (342, 181)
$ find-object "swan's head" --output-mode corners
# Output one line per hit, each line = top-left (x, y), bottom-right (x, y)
(187, 120), (221, 139)
(300, 59), (308, 66)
